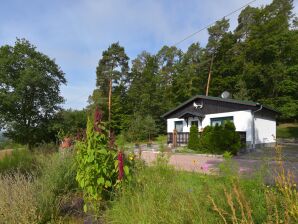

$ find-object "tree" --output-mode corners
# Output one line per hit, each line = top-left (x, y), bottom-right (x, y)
(0, 39), (66, 148)
(51, 109), (87, 138)
(188, 125), (200, 150)
(95, 42), (129, 134)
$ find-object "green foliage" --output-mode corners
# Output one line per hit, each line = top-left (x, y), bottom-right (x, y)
(0, 38), (66, 147)
(277, 123), (298, 138)
(51, 109), (87, 139)
(188, 125), (200, 150)
(75, 117), (120, 215)
(199, 122), (241, 155)
(126, 114), (158, 142)
(0, 149), (38, 174)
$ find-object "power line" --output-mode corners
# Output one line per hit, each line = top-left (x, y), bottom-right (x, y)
(173, 0), (257, 46)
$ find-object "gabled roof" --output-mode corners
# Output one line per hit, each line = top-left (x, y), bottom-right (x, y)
(162, 95), (278, 118)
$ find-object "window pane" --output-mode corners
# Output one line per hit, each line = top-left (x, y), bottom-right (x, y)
(175, 121), (183, 132)
(210, 116), (233, 126)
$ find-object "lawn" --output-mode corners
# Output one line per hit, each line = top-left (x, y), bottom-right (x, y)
(277, 123), (298, 139)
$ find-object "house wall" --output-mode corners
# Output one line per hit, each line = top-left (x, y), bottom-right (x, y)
(254, 116), (276, 144)
(168, 110), (253, 142)
(167, 110), (277, 146)
(202, 110), (253, 143)
(167, 117), (201, 133)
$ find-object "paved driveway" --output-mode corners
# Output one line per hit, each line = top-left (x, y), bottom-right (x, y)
(140, 144), (298, 184)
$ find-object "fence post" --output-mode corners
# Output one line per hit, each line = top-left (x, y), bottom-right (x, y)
(173, 129), (177, 148)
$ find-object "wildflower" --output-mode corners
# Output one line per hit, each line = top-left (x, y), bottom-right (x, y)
(201, 163), (209, 172)
(193, 160), (196, 164)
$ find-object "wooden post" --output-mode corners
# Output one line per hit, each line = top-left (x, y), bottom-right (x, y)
(173, 129), (177, 148)
(205, 55), (214, 96)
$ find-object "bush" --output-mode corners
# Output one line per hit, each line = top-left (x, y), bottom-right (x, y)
(0, 173), (41, 224)
(188, 125), (200, 150)
(199, 121), (240, 155)
(0, 149), (38, 174)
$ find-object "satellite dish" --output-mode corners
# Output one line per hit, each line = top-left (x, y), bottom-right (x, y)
(221, 91), (231, 99)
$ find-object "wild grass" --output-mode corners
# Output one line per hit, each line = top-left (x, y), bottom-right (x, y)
(0, 173), (41, 224)
(0, 149), (38, 174)
(277, 123), (298, 139)
(35, 152), (78, 222)
(0, 139), (25, 150)
(105, 159), (268, 224)
(0, 150), (79, 223)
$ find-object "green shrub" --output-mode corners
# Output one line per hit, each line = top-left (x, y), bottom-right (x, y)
(221, 121), (241, 155)
(0, 149), (38, 174)
(188, 125), (200, 150)
(199, 121), (241, 155)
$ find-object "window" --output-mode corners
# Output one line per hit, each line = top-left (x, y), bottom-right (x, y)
(174, 121), (183, 132)
(210, 116), (233, 126)
(191, 120), (198, 127)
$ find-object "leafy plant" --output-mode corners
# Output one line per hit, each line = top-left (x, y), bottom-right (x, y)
(75, 109), (132, 217)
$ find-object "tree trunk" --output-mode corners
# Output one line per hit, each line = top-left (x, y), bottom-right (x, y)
(108, 79), (112, 137)
(205, 55), (214, 96)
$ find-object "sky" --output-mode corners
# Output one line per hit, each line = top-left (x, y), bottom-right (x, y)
(1, 0), (297, 109)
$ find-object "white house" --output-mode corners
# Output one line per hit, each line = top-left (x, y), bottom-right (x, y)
(162, 95), (278, 149)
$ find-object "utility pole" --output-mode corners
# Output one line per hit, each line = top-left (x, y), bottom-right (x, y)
(205, 55), (214, 96)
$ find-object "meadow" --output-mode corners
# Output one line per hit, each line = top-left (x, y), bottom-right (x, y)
(0, 144), (297, 224)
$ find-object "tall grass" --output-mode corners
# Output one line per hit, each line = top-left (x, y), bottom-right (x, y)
(0, 151), (79, 223)
(105, 160), (268, 224)
(0, 173), (41, 224)
(0, 149), (38, 174)
(35, 152), (78, 222)
(209, 144), (298, 224)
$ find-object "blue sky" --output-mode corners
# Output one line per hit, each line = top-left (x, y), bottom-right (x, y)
(1, 0), (297, 109)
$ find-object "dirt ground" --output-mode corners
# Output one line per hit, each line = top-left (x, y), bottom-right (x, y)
(0, 149), (13, 160)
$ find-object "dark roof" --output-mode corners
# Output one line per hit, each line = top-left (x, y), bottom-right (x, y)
(178, 111), (205, 119)
(162, 95), (278, 118)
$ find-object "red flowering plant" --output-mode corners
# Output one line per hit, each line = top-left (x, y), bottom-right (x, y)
(75, 108), (132, 216)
